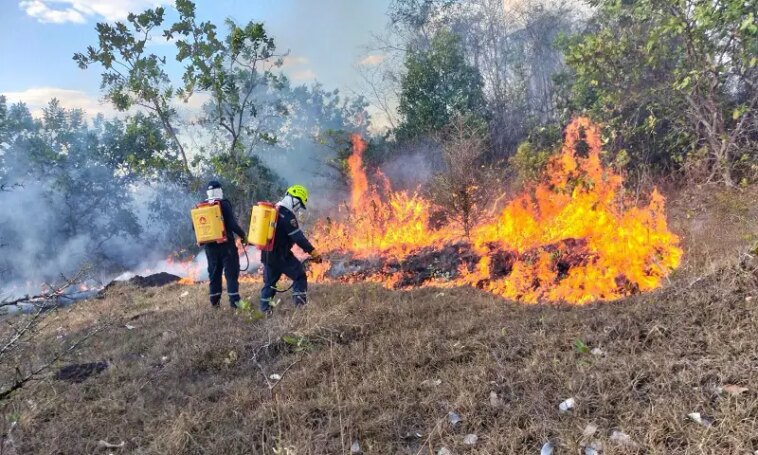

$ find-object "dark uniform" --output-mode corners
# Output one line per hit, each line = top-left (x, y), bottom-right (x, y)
(205, 199), (246, 307)
(259, 205), (315, 311)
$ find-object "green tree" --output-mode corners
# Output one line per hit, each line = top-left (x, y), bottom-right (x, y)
(73, 6), (192, 175)
(168, 0), (286, 157)
(563, 0), (758, 185)
(0, 98), (194, 282)
(74, 0), (288, 185)
(397, 29), (485, 139)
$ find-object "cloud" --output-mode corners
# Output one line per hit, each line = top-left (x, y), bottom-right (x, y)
(1, 87), (219, 126)
(19, 0), (86, 23)
(146, 33), (178, 47)
(1, 86), (118, 119)
(290, 69), (317, 81)
(359, 54), (387, 66)
(19, 0), (169, 24)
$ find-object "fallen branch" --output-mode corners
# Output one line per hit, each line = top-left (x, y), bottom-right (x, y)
(0, 321), (107, 401)
(0, 268), (91, 309)
(0, 267), (97, 403)
(251, 333), (302, 399)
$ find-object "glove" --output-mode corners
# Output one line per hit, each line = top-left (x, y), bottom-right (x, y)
(310, 250), (323, 264)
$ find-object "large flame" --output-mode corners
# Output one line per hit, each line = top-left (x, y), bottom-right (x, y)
(313, 134), (458, 258)
(310, 117), (682, 304)
(151, 117), (681, 305)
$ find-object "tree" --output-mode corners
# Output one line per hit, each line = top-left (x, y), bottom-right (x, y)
(0, 99), (188, 285)
(387, 0), (580, 154)
(397, 29), (486, 139)
(75, 0), (289, 185)
(432, 114), (496, 237)
(168, 1), (286, 157)
(96, 113), (184, 181)
(445, 0), (579, 153)
(73, 6), (192, 176)
(564, 0), (758, 185)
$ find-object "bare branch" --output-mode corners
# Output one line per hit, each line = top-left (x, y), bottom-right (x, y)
(0, 322), (107, 402)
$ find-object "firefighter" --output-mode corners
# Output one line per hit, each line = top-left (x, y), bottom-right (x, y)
(203, 180), (247, 308)
(259, 185), (322, 313)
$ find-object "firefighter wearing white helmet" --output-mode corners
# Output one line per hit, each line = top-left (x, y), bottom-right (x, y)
(203, 180), (247, 308)
(259, 184), (322, 313)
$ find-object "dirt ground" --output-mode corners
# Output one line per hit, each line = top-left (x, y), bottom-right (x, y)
(3, 185), (758, 454)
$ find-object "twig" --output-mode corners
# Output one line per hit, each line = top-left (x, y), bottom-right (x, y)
(0, 321), (107, 401)
(414, 415), (447, 455)
(0, 268), (91, 308)
(0, 307), (44, 359)
(329, 339), (346, 454)
(251, 333), (302, 398)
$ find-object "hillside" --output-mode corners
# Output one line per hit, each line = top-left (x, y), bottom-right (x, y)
(5, 186), (758, 454)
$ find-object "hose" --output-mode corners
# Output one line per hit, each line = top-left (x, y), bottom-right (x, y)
(270, 258), (311, 294)
(240, 245), (250, 272)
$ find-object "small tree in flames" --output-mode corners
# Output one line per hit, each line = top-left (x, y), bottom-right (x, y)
(432, 115), (500, 238)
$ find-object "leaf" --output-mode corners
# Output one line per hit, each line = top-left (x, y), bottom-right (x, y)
(540, 442), (555, 455)
(281, 335), (299, 346)
(224, 350), (238, 365)
(463, 434), (478, 446)
(573, 339), (590, 354)
(740, 14), (756, 32)
(610, 431), (638, 448)
(722, 384), (748, 396)
(676, 76), (691, 90)
(688, 412), (713, 427)
(582, 423), (598, 437)
(559, 397), (576, 413)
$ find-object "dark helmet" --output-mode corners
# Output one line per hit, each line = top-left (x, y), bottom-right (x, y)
(207, 180), (222, 190)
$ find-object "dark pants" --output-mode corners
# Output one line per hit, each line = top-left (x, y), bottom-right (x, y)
(205, 242), (240, 306)
(260, 253), (307, 311)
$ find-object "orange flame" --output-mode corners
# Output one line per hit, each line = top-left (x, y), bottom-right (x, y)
(165, 256), (200, 285)
(311, 117), (682, 304)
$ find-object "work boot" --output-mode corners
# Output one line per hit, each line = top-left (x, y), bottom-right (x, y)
(229, 300), (240, 309)
(292, 292), (307, 307)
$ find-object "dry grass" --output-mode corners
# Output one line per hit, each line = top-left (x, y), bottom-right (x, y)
(3, 185), (758, 454)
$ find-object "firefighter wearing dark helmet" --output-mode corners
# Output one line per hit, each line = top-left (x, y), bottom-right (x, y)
(204, 180), (247, 308)
(259, 185), (322, 313)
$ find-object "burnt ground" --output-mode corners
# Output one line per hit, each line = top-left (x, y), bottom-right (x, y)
(3, 185), (758, 454)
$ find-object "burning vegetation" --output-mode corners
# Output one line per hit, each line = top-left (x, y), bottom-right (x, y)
(310, 117), (683, 304)
(143, 117), (682, 305)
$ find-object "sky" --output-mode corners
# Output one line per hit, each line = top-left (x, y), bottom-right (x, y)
(0, 0), (394, 119)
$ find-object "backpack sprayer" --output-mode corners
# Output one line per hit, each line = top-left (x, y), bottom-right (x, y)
(247, 201), (316, 294)
(248, 201), (278, 251)
(190, 200), (249, 271)
(190, 201), (227, 245)
(249, 201), (284, 291)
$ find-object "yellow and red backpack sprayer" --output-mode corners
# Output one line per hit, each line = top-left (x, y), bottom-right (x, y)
(190, 200), (249, 271)
(247, 201), (310, 295)
(190, 200), (226, 245)
(248, 201), (278, 251)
